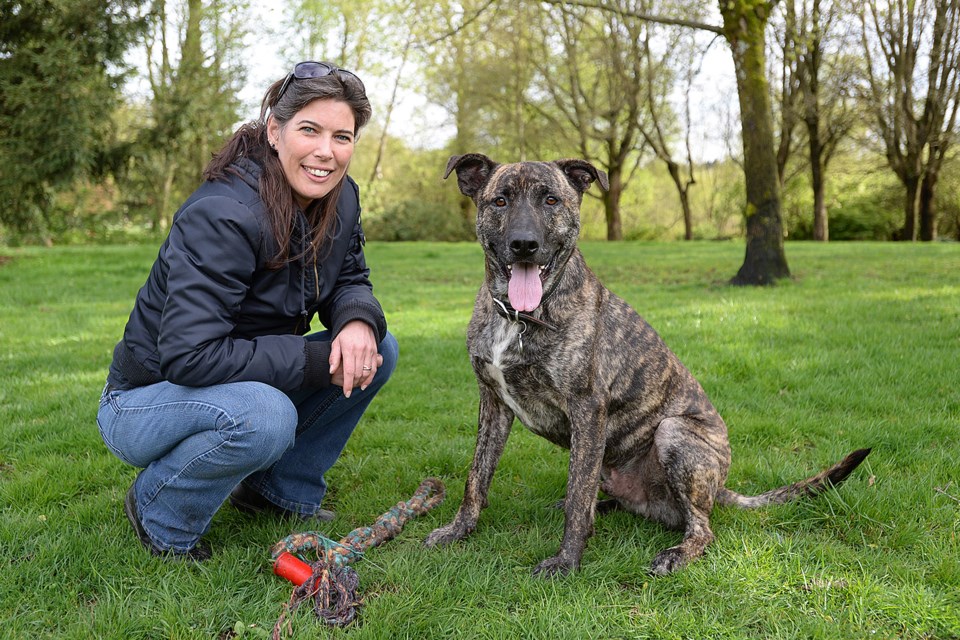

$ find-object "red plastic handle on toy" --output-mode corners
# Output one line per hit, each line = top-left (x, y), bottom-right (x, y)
(273, 552), (314, 586)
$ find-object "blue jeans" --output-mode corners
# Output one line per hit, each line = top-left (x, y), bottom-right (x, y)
(96, 331), (398, 553)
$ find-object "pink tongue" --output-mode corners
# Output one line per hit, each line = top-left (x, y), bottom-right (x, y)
(508, 263), (543, 312)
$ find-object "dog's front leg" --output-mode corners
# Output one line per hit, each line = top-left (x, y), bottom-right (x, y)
(425, 382), (514, 548)
(533, 399), (606, 578)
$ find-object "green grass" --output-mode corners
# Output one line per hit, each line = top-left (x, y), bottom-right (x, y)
(1, 241), (959, 639)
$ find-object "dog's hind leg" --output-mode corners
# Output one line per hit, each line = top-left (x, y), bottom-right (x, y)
(649, 416), (731, 576)
(425, 383), (514, 548)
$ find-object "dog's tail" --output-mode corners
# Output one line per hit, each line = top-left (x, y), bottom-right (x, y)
(715, 448), (871, 508)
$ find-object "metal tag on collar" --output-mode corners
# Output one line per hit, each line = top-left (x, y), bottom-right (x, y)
(517, 320), (527, 355)
(493, 299), (526, 354)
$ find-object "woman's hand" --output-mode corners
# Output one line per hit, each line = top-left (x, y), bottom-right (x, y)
(329, 320), (381, 398)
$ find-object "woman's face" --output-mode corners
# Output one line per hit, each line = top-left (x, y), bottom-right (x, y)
(268, 99), (356, 209)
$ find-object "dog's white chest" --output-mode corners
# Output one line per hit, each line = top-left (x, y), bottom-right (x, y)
(485, 362), (541, 428)
(489, 320), (519, 369)
(485, 322), (545, 432)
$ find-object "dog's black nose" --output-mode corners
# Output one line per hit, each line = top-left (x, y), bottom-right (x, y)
(509, 236), (540, 259)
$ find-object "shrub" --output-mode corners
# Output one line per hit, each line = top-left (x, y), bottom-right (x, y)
(364, 200), (475, 242)
(829, 176), (902, 240)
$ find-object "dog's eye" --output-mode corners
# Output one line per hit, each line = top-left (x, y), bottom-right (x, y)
(494, 197), (507, 207)
(545, 196), (558, 206)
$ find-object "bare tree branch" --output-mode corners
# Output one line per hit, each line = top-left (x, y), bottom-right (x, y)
(540, 0), (724, 34)
(415, 0), (499, 48)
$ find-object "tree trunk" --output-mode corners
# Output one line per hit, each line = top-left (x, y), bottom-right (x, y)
(919, 171), (938, 241)
(454, 48), (476, 231)
(666, 160), (693, 240)
(722, 2), (790, 285)
(370, 37), (412, 183)
(901, 175), (920, 241)
(808, 127), (828, 241)
(156, 159), (176, 232)
(680, 188), (693, 241)
(604, 168), (624, 241)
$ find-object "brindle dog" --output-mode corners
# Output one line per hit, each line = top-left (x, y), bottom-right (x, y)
(424, 153), (870, 577)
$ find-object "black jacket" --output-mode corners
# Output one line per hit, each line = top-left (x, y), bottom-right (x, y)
(107, 158), (386, 393)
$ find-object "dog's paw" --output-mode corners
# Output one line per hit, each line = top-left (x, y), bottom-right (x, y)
(595, 498), (622, 515)
(532, 555), (578, 578)
(424, 523), (470, 548)
(649, 546), (689, 576)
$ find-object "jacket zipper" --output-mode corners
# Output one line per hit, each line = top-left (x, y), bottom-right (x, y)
(293, 250), (321, 335)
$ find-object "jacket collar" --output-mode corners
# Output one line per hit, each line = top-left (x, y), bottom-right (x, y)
(231, 157), (262, 192)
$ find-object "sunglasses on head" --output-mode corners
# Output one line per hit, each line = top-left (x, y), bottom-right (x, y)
(275, 61), (365, 103)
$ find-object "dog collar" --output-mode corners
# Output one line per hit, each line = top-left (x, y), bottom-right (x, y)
(491, 298), (558, 331)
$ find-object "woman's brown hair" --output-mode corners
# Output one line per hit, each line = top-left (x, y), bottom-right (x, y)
(203, 67), (372, 268)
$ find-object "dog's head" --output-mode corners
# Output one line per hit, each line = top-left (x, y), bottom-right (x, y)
(444, 154), (608, 312)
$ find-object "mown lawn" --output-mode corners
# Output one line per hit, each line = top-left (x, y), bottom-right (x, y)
(0, 241), (958, 639)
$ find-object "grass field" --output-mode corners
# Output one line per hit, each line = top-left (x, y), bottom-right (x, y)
(1, 240), (958, 639)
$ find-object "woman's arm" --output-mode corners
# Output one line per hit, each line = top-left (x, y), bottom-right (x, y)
(156, 196), (314, 392)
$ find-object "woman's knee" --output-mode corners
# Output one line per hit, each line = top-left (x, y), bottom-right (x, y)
(224, 382), (297, 461)
(375, 331), (399, 383)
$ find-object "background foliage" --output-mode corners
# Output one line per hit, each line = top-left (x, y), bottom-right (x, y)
(2, 0), (959, 247)
(0, 0), (150, 242)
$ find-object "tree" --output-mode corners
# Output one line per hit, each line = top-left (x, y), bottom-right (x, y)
(420, 1), (549, 228)
(531, 3), (650, 240)
(547, 0), (790, 284)
(0, 0), (149, 240)
(284, 0), (412, 184)
(858, 0), (960, 241)
(796, 0), (857, 241)
(287, 0), (386, 69)
(126, 0), (246, 230)
(718, 0), (791, 283)
(771, 0), (857, 241)
(638, 24), (701, 240)
(126, 0), (245, 231)
(415, 1), (710, 241)
(770, 0), (802, 188)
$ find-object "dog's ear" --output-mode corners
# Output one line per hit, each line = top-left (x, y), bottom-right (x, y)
(554, 159), (609, 193)
(444, 154), (498, 198)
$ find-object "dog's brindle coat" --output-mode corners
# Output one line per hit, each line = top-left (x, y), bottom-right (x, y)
(424, 154), (870, 577)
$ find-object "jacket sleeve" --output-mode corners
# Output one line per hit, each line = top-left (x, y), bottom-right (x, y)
(157, 196), (312, 392)
(317, 183), (387, 341)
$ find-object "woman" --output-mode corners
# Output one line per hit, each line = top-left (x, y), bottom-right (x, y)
(97, 62), (397, 561)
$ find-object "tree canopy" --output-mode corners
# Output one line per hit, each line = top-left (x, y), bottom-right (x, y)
(0, 0), (149, 241)
(2, 0), (959, 261)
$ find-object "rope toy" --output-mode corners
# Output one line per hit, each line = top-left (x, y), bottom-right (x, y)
(269, 477), (445, 636)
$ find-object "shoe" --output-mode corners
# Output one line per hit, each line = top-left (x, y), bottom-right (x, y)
(124, 482), (212, 562)
(229, 482), (335, 522)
